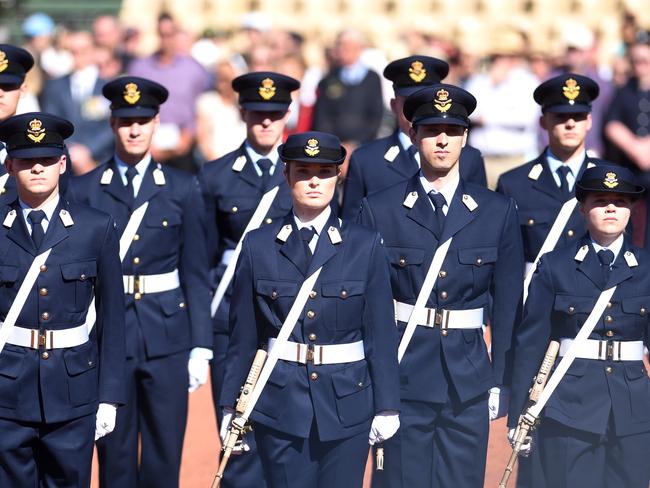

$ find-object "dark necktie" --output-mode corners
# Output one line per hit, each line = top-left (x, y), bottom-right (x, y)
(299, 226), (315, 274)
(557, 166), (571, 198)
(28, 210), (46, 250)
(597, 249), (615, 287)
(406, 145), (418, 168)
(428, 191), (447, 235)
(125, 166), (138, 206)
(258, 158), (273, 189)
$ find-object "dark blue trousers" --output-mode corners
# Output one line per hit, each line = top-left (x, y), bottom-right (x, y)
(254, 421), (369, 488)
(97, 350), (189, 488)
(210, 330), (267, 488)
(373, 394), (489, 488)
(538, 418), (650, 488)
(0, 413), (95, 488)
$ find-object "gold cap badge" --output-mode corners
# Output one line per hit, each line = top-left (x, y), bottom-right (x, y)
(409, 60), (426, 83)
(0, 51), (7, 74)
(434, 88), (452, 113)
(258, 78), (276, 100)
(123, 82), (141, 104)
(562, 78), (580, 104)
(26, 118), (46, 143)
(603, 172), (618, 189)
(304, 138), (320, 157)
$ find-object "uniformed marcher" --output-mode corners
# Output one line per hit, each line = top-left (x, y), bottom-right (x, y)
(497, 73), (603, 271)
(359, 84), (524, 487)
(341, 55), (487, 220)
(509, 164), (650, 488)
(219, 131), (401, 488)
(66, 76), (212, 488)
(199, 71), (301, 488)
(0, 112), (126, 486)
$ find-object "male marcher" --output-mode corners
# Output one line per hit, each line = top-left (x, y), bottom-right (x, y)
(341, 55), (487, 220)
(0, 112), (126, 486)
(67, 76), (212, 488)
(359, 84), (523, 487)
(199, 71), (300, 488)
(498, 73), (602, 274)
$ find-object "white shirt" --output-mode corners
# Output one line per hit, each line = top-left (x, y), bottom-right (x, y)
(418, 171), (459, 216)
(70, 64), (99, 103)
(340, 61), (369, 86)
(115, 153), (151, 197)
(397, 131), (421, 166)
(245, 142), (279, 177)
(591, 233), (624, 265)
(546, 148), (586, 192)
(293, 206), (332, 253)
(20, 195), (60, 234)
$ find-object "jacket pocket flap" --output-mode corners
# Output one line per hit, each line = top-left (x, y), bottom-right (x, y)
(64, 344), (97, 376)
(385, 247), (425, 266)
(458, 246), (498, 265)
(218, 196), (259, 213)
(0, 348), (25, 378)
(553, 295), (594, 313)
(321, 280), (365, 298)
(158, 290), (187, 316)
(145, 213), (182, 227)
(331, 363), (370, 398)
(624, 363), (647, 380)
(61, 261), (97, 281)
(0, 265), (19, 283)
(518, 210), (552, 226)
(621, 297), (650, 315)
(563, 359), (588, 377)
(256, 280), (299, 298)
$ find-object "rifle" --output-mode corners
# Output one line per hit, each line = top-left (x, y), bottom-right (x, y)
(211, 349), (267, 488)
(499, 340), (559, 488)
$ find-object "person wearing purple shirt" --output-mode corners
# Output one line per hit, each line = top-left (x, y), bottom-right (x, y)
(128, 13), (209, 173)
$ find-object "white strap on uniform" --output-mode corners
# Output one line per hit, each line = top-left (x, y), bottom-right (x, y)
(6, 323), (89, 350)
(528, 285), (617, 418)
(0, 174), (9, 195)
(267, 338), (365, 365)
(0, 249), (52, 354)
(242, 266), (323, 422)
(523, 197), (577, 303)
(86, 202), (151, 333)
(398, 238), (453, 363)
(394, 301), (483, 329)
(559, 338), (645, 362)
(123, 269), (180, 294)
(211, 186), (280, 317)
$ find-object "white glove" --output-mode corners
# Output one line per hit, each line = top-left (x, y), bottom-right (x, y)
(508, 428), (533, 456)
(95, 403), (117, 441)
(488, 386), (509, 421)
(220, 407), (250, 454)
(188, 347), (213, 393)
(368, 410), (400, 445)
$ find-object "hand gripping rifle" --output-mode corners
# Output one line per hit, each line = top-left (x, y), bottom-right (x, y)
(499, 340), (559, 488)
(211, 349), (267, 488)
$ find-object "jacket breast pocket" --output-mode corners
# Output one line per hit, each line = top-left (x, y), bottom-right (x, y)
(332, 362), (373, 427)
(457, 246), (498, 292)
(256, 280), (299, 328)
(385, 247), (425, 299)
(61, 260), (97, 313)
(64, 342), (98, 406)
(157, 289), (190, 344)
(0, 265), (19, 286)
(255, 360), (291, 419)
(518, 210), (552, 257)
(625, 363), (650, 420)
(621, 297), (650, 328)
(321, 280), (366, 330)
(553, 295), (595, 330)
(0, 347), (26, 408)
(218, 196), (259, 236)
(144, 212), (182, 254)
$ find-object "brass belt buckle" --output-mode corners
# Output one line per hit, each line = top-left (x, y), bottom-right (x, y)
(606, 340), (614, 360)
(435, 310), (449, 329)
(306, 344), (315, 363)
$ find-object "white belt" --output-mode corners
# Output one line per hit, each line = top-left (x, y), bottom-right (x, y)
(5, 324), (89, 350)
(559, 338), (645, 361)
(394, 301), (484, 329)
(220, 250), (236, 266)
(268, 338), (365, 365)
(123, 269), (180, 295)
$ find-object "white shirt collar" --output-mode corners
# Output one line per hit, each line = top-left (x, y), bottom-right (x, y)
(114, 153), (151, 195)
(397, 131), (413, 152)
(545, 148), (586, 190)
(20, 194), (60, 232)
(590, 233), (624, 264)
(244, 141), (279, 176)
(418, 171), (460, 214)
(293, 205), (332, 236)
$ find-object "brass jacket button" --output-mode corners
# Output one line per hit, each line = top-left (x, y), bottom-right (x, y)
(271, 291), (278, 300)
(605, 366), (613, 374)
(306, 310), (315, 319)
(441, 330), (448, 337)
(308, 333), (317, 341)
(41, 312), (50, 321)
(133, 257), (140, 265)
(439, 271), (447, 278)
(340, 290), (348, 298)
(567, 229), (574, 237)
(41, 351), (50, 360)
(606, 330), (614, 337)
(265, 218), (273, 224)
(440, 291), (448, 300)
(39, 288), (48, 296)
(309, 290), (317, 299)
(398, 258), (406, 267)
(310, 372), (318, 381)
(40, 264), (47, 272)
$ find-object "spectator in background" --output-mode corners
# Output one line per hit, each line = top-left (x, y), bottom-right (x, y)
(195, 57), (246, 161)
(277, 52), (314, 135)
(311, 29), (384, 151)
(129, 12), (210, 173)
(465, 27), (539, 188)
(21, 12), (73, 80)
(93, 15), (132, 72)
(40, 30), (113, 174)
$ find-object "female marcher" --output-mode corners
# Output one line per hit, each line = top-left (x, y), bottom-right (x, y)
(509, 164), (650, 488)
(219, 131), (400, 488)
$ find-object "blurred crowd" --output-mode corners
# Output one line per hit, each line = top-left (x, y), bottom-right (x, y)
(3, 9), (650, 186)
